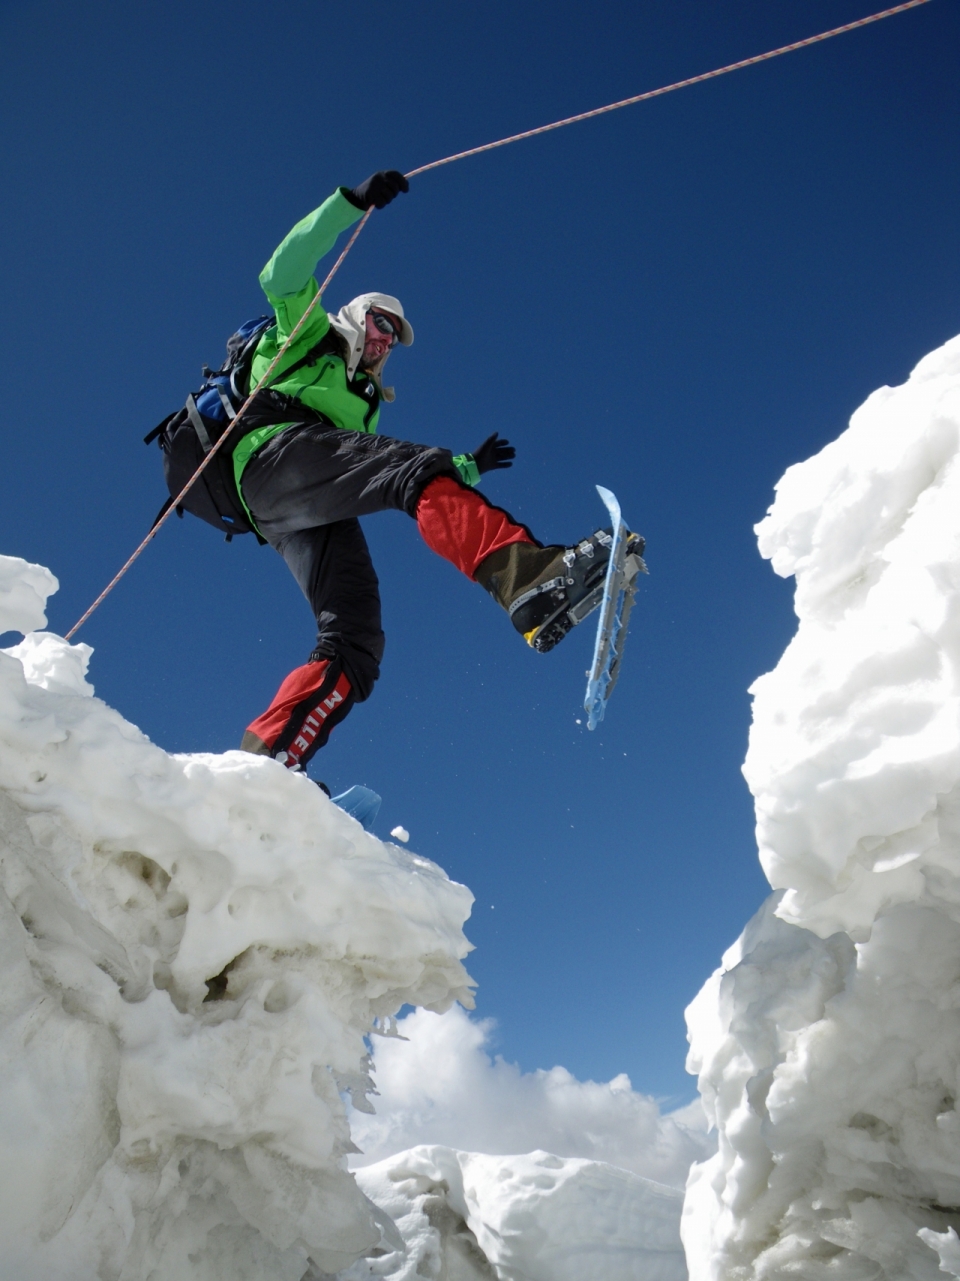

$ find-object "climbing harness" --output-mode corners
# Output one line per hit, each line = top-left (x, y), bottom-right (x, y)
(65, 0), (931, 640)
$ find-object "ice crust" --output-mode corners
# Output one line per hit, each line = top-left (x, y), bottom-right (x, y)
(0, 558), (475, 1279)
(0, 554), (57, 637)
(683, 335), (960, 1279)
(343, 1145), (687, 1281)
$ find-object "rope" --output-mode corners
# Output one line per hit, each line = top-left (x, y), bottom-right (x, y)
(65, 0), (930, 640)
(65, 214), (373, 639)
(405, 0), (931, 178)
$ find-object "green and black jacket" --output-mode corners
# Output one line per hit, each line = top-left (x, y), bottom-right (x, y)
(232, 189), (480, 509)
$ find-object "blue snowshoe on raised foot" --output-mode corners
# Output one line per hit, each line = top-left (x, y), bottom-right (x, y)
(477, 501), (645, 656)
(584, 486), (645, 729)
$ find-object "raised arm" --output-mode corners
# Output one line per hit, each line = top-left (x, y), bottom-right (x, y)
(259, 171), (409, 343)
(259, 188), (363, 302)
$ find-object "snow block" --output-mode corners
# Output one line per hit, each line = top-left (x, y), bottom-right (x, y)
(345, 1145), (687, 1281)
(0, 606), (475, 1279)
(683, 334), (960, 1280)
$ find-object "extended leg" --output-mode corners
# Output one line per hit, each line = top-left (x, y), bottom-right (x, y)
(415, 475), (568, 612)
(416, 475), (645, 654)
(240, 422), (459, 536)
(414, 474), (542, 577)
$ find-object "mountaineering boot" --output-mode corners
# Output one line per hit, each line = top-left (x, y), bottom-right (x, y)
(476, 529), (646, 654)
(240, 656), (355, 770)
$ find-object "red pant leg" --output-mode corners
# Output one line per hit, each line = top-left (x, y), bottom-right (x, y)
(242, 658), (354, 768)
(415, 476), (534, 580)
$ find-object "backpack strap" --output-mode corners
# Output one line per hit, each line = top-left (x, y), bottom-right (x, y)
(185, 394), (214, 453)
(227, 318), (278, 401)
(150, 495), (183, 529)
(216, 385), (237, 421)
(144, 411), (177, 446)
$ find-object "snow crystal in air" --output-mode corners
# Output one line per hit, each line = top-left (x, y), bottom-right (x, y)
(390, 825), (410, 843)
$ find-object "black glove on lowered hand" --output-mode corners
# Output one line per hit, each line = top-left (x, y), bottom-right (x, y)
(345, 170), (410, 210)
(472, 432), (516, 474)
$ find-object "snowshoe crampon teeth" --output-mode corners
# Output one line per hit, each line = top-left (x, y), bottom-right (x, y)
(528, 613), (576, 653)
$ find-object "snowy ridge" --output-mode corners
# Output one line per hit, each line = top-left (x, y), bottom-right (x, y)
(683, 335), (960, 1279)
(0, 558), (474, 1280)
(345, 1146), (686, 1281)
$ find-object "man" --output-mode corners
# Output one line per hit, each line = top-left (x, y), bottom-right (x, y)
(227, 170), (642, 772)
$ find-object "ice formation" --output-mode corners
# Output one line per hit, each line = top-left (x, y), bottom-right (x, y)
(0, 554), (475, 1279)
(343, 1145), (687, 1281)
(0, 553), (705, 1279)
(683, 335), (960, 1279)
(337, 1004), (713, 1279)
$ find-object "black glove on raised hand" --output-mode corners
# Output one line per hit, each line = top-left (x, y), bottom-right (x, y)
(344, 170), (410, 210)
(472, 432), (516, 474)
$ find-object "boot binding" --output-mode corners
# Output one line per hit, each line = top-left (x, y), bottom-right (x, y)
(511, 529), (644, 653)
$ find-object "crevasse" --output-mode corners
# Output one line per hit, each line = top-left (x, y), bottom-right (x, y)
(0, 554), (701, 1281)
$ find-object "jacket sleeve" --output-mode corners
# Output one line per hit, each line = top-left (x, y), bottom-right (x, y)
(259, 188), (363, 343)
(451, 453), (482, 486)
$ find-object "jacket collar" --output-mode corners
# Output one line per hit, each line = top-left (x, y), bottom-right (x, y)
(327, 292), (413, 403)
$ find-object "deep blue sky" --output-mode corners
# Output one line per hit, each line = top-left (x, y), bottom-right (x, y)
(1, 0), (957, 1101)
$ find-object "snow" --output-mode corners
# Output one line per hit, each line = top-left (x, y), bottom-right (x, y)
(0, 553), (57, 637)
(682, 335), (960, 1280)
(0, 550), (703, 1278)
(350, 1004), (712, 1187)
(0, 559), (475, 1279)
(389, 826), (409, 843)
(920, 1227), (960, 1279)
(339, 1005), (715, 1278)
(11, 332), (958, 1279)
(343, 1146), (687, 1281)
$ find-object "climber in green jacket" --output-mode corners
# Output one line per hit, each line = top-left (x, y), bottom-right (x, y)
(223, 170), (641, 771)
(232, 180), (481, 509)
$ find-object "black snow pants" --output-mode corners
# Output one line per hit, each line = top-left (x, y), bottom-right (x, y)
(239, 422), (459, 701)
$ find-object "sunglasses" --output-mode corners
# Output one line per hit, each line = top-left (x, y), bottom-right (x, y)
(370, 310), (401, 341)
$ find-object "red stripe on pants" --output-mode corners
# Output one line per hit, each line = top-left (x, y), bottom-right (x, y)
(415, 476), (533, 580)
(246, 659), (351, 758)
